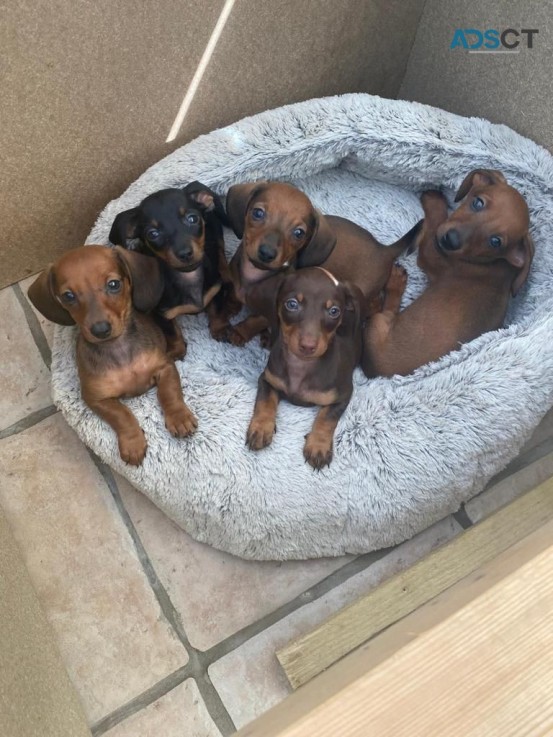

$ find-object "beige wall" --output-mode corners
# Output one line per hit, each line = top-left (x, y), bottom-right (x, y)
(1, 0), (425, 288)
(400, 0), (553, 152)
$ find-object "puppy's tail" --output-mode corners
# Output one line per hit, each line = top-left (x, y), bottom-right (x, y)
(389, 219), (424, 258)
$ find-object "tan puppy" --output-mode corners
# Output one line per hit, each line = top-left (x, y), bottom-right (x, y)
(28, 246), (197, 465)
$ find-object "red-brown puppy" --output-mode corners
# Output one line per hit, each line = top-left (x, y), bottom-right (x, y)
(363, 170), (534, 377)
(28, 246), (197, 465)
(247, 267), (362, 469)
(222, 181), (420, 345)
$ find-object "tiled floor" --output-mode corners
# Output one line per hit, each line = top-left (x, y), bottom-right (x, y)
(1, 276), (552, 736)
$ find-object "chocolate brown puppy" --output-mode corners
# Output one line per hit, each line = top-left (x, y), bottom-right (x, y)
(246, 267), (362, 469)
(222, 181), (420, 345)
(363, 170), (534, 377)
(28, 246), (197, 465)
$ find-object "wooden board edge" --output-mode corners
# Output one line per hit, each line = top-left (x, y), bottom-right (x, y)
(277, 474), (553, 689)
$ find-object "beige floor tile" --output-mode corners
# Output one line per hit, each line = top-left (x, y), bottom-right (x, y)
(208, 516), (461, 729)
(104, 679), (221, 737)
(117, 475), (353, 651)
(18, 273), (57, 349)
(0, 286), (51, 430)
(0, 414), (188, 723)
(465, 452), (553, 524)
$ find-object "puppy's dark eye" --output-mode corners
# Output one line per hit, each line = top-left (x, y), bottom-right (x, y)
(489, 235), (502, 248)
(284, 298), (300, 312)
(184, 212), (199, 225)
(61, 290), (76, 304)
(292, 227), (306, 240)
(327, 305), (341, 319)
(106, 279), (122, 293)
(146, 227), (160, 240)
(251, 207), (265, 221)
(471, 197), (485, 211)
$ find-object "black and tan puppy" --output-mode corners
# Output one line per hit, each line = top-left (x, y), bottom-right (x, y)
(247, 267), (362, 469)
(28, 246), (197, 466)
(109, 181), (231, 348)
(363, 170), (534, 377)
(219, 181), (420, 346)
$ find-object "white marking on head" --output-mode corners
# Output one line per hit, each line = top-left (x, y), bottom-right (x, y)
(313, 267), (339, 287)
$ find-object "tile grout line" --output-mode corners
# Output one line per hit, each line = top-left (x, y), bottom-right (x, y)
(202, 547), (392, 665)
(89, 452), (236, 737)
(89, 542), (395, 736)
(90, 666), (191, 736)
(11, 282), (52, 370)
(452, 505), (473, 530)
(0, 405), (58, 441)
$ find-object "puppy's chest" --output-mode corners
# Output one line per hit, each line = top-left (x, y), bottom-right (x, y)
(162, 268), (221, 318)
(265, 360), (338, 407)
(80, 347), (167, 400)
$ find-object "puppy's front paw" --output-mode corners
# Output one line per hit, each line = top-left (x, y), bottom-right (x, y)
(119, 429), (147, 466)
(259, 329), (272, 349)
(166, 339), (187, 362)
(246, 416), (276, 451)
(210, 323), (233, 343)
(387, 264), (408, 294)
(303, 432), (333, 470)
(165, 403), (198, 437)
(228, 327), (249, 347)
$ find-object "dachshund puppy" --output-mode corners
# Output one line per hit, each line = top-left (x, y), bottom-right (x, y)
(246, 268), (362, 469)
(28, 246), (197, 465)
(222, 181), (420, 345)
(109, 181), (231, 348)
(363, 170), (534, 377)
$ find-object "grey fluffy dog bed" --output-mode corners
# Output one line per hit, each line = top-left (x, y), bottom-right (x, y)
(51, 94), (553, 560)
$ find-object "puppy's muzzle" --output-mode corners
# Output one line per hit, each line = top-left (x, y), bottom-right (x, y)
(439, 228), (462, 251)
(90, 321), (112, 339)
(257, 242), (278, 263)
(175, 246), (193, 262)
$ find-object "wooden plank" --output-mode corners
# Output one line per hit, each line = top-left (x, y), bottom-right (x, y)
(238, 518), (553, 737)
(277, 475), (553, 689)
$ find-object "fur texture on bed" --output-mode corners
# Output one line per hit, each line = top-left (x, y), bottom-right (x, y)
(50, 94), (553, 559)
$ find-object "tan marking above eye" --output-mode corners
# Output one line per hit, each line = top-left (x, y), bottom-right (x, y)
(325, 299), (333, 309)
(297, 293), (304, 303)
(179, 207), (186, 217)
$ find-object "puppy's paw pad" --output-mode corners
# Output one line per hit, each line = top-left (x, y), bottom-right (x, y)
(166, 405), (198, 437)
(119, 431), (147, 466)
(303, 434), (333, 470)
(246, 420), (275, 451)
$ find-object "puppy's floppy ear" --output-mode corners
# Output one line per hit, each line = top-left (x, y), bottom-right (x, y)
(109, 208), (139, 246)
(296, 210), (337, 268)
(508, 232), (534, 296)
(245, 273), (287, 334)
(27, 266), (76, 326)
(454, 169), (507, 202)
(225, 182), (264, 238)
(183, 181), (227, 223)
(337, 281), (362, 336)
(114, 246), (164, 312)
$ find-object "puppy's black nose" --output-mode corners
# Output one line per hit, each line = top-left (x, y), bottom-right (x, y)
(176, 246), (193, 262)
(258, 243), (277, 263)
(439, 229), (462, 251)
(90, 321), (112, 339)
